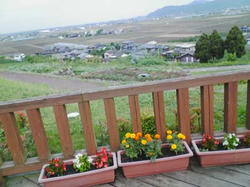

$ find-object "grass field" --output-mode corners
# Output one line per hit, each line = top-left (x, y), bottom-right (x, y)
(0, 77), (248, 162)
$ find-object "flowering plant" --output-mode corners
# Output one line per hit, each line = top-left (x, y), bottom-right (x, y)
(166, 130), (186, 154)
(45, 158), (66, 177)
(93, 147), (113, 168)
(73, 154), (91, 172)
(120, 132), (162, 161)
(201, 134), (219, 151)
(223, 133), (240, 150)
(243, 133), (250, 146)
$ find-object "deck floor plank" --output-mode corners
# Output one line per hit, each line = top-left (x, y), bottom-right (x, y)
(223, 165), (250, 175)
(135, 174), (196, 187)
(163, 170), (239, 187)
(190, 163), (250, 187)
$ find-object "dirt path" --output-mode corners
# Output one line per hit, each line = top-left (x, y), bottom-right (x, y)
(184, 64), (250, 73)
(0, 71), (107, 91)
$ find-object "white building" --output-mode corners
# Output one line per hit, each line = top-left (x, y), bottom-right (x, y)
(13, 53), (25, 62)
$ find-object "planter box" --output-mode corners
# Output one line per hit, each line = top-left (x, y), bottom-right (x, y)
(38, 152), (117, 187)
(192, 135), (250, 167)
(117, 142), (193, 178)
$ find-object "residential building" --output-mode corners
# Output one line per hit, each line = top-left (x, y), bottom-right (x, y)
(13, 53), (25, 62)
(176, 53), (197, 63)
(174, 44), (195, 55)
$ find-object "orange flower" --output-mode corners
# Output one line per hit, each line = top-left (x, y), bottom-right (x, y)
(148, 152), (153, 156)
(146, 136), (153, 142)
(136, 132), (142, 138)
(144, 134), (151, 139)
(154, 134), (160, 139)
(135, 135), (140, 141)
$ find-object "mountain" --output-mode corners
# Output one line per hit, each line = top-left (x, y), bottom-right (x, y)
(147, 0), (250, 19)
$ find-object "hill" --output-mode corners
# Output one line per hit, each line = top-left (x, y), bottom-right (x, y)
(147, 0), (250, 18)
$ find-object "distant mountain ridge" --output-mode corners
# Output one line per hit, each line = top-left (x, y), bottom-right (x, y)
(147, 0), (250, 18)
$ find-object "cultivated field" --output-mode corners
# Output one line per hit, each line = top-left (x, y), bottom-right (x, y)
(1, 13), (250, 55)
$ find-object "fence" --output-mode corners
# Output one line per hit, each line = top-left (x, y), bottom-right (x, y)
(0, 70), (250, 178)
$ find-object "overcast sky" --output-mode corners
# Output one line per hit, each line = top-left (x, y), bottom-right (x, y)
(0, 0), (193, 34)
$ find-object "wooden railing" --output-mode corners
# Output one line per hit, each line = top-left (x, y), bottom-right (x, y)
(0, 70), (250, 178)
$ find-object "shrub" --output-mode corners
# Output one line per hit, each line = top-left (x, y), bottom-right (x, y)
(141, 113), (156, 136)
(135, 55), (166, 66)
(226, 53), (237, 61)
(117, 118), (132, 140)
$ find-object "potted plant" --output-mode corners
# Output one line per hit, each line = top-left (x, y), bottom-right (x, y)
(192, 133), (250, 167)
(38, 147), (117, 187)
(117, 131), (193, 178)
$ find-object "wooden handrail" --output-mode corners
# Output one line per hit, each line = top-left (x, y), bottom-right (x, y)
(1, 70), (250, 113)
(0, 70), (250, 178)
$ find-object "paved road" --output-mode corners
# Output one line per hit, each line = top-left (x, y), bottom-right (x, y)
(0, 71), (106, 91)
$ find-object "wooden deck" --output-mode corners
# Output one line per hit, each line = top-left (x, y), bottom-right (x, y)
(4, 157), (250, 187)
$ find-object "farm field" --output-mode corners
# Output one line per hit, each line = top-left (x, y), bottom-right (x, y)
(1, 13), (250, 55)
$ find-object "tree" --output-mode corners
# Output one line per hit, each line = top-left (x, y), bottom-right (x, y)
(194, 33), (212, 63)
(225, 26), (247, 58)
(209, 30), (224, 60)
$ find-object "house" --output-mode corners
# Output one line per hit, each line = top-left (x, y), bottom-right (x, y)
(176, 53), (197, 63)
(247, 38), (250, 45)
(241, 25), (250, 33)
(121, 41), (136, 51)
(13, 53), (25, 62)
(162, 50), (175, 60)
(104, 50), (127, 61)
(175, 44), (195, 55)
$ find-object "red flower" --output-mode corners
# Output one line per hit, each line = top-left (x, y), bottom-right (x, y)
(214, 140), (219, 145)
(55, 163), (59, 168)
(208, 136), (212, 140)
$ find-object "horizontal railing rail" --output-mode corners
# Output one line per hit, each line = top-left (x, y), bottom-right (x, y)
(0, 70), (250, 179)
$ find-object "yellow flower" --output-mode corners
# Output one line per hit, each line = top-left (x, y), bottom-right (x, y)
(125, 133), (131, 139)
(167, 130), (172, 135)
(125, 144), (130, 148)
(167, 135), (173, 140)
(141, 139), (147, 145)
(130, 133), (136, 139)
(181, 135), (186, 140)
(154, 134), (160, 139)
(148, 152), (153, 156)
(177, 133), (185, 140)
(122, 139), (127, 144)
(171, 144), (177, 150)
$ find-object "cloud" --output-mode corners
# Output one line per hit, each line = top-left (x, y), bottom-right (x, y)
(0, 0), (192, 33)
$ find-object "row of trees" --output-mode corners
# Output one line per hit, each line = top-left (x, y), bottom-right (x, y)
(194, 26), (247, 63)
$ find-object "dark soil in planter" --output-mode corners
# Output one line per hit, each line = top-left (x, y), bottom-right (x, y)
(45, 160), (114, 179)
(121, 145), (188, 163)
(197, 139), (250, 152)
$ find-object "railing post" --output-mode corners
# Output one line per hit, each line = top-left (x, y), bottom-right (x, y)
(247, 80), (250, 130)
(53, 105), (74, 159)
(224, 82), (238, 133)
(200, 85), (214, 136)
(78, 101), (97, 155)
(129, 95), (142, 133)
(152, 91), (166, 140)
(176, 88), (191, 143)
(104, 98), (120, 151)
(0, 112), (26, 165)
(26, 109), (50, 161)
